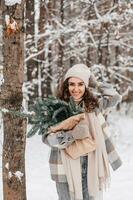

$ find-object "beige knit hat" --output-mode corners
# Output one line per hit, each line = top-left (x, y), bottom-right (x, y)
(64, 64), (91, 87)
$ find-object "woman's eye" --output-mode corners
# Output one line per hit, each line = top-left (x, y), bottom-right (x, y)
(68, 82), (84, 87)
(78, 83), (84, 86)
(68, 83), (75, 86)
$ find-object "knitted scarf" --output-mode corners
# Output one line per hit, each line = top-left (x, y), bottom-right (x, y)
(60, 112), (110, 200)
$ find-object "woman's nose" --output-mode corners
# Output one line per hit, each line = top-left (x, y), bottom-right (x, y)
(73, 85), (79, 91)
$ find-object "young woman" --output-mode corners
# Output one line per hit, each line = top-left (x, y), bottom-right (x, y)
(42, 64), (122, 200)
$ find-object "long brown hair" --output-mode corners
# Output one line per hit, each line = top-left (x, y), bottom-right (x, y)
(57, 78), (99, 112)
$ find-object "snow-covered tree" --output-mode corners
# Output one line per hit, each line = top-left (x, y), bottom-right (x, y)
(0, 0), (27, 199)
(24, 0), (133, 104)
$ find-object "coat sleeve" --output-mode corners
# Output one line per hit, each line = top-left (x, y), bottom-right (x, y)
(97, 82), (122, 110)
(42, 119), (89, 149)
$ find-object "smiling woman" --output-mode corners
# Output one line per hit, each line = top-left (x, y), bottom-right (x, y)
(42, 63), (122, 200)
(58, 64), (99, 113)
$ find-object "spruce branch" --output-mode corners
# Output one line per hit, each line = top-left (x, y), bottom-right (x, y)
(0, 96), (84, 138)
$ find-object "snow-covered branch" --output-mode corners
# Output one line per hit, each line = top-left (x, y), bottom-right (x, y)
(5, 0), (22, 6)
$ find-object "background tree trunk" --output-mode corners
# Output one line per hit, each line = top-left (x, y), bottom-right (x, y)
(0, 4), (2, 68)
(0, 1), (27, 200)
(26, 0), (38, 106)
(38, 0), (46, 98)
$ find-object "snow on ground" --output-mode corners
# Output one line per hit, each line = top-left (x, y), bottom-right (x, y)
(0, 111), (133, 200)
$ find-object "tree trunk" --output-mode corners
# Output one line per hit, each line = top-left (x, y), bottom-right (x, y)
(44, 0), (53, 96)
(0, 1), (27, 200)
(26, 0), (38, 106)
(0, 3), (2, 67)
(38, 0), (46, 98)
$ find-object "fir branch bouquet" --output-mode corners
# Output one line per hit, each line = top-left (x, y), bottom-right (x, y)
(0, 96), (84, 137)
(27, 96), (84, 137)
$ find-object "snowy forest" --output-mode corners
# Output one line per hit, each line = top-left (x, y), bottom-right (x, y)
(0, 0), (133, 200)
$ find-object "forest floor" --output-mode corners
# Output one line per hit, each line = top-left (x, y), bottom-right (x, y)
(0, 110), (133, 200)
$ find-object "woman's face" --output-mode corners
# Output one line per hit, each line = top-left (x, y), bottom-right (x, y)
(68, 77), (86, 101)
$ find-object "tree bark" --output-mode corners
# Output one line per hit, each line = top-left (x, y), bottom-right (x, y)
(0, 2), (3, 67)
(44, 0), (53, 96)
(26, 0), (38, 106)
(38, 0), (46, 98)
(0, 1), (27, 200)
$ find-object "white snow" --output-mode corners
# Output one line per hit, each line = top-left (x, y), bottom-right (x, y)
(5, 15), (10, 26)
(8, 171), (13, 179)
(5, 0), (22, 6)
(5, 162), (9, 170)
(14, 171), (23, 183)
(0, 110), (133, 199)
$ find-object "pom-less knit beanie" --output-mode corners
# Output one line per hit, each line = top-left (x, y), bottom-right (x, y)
(64, 64), (91, 87)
